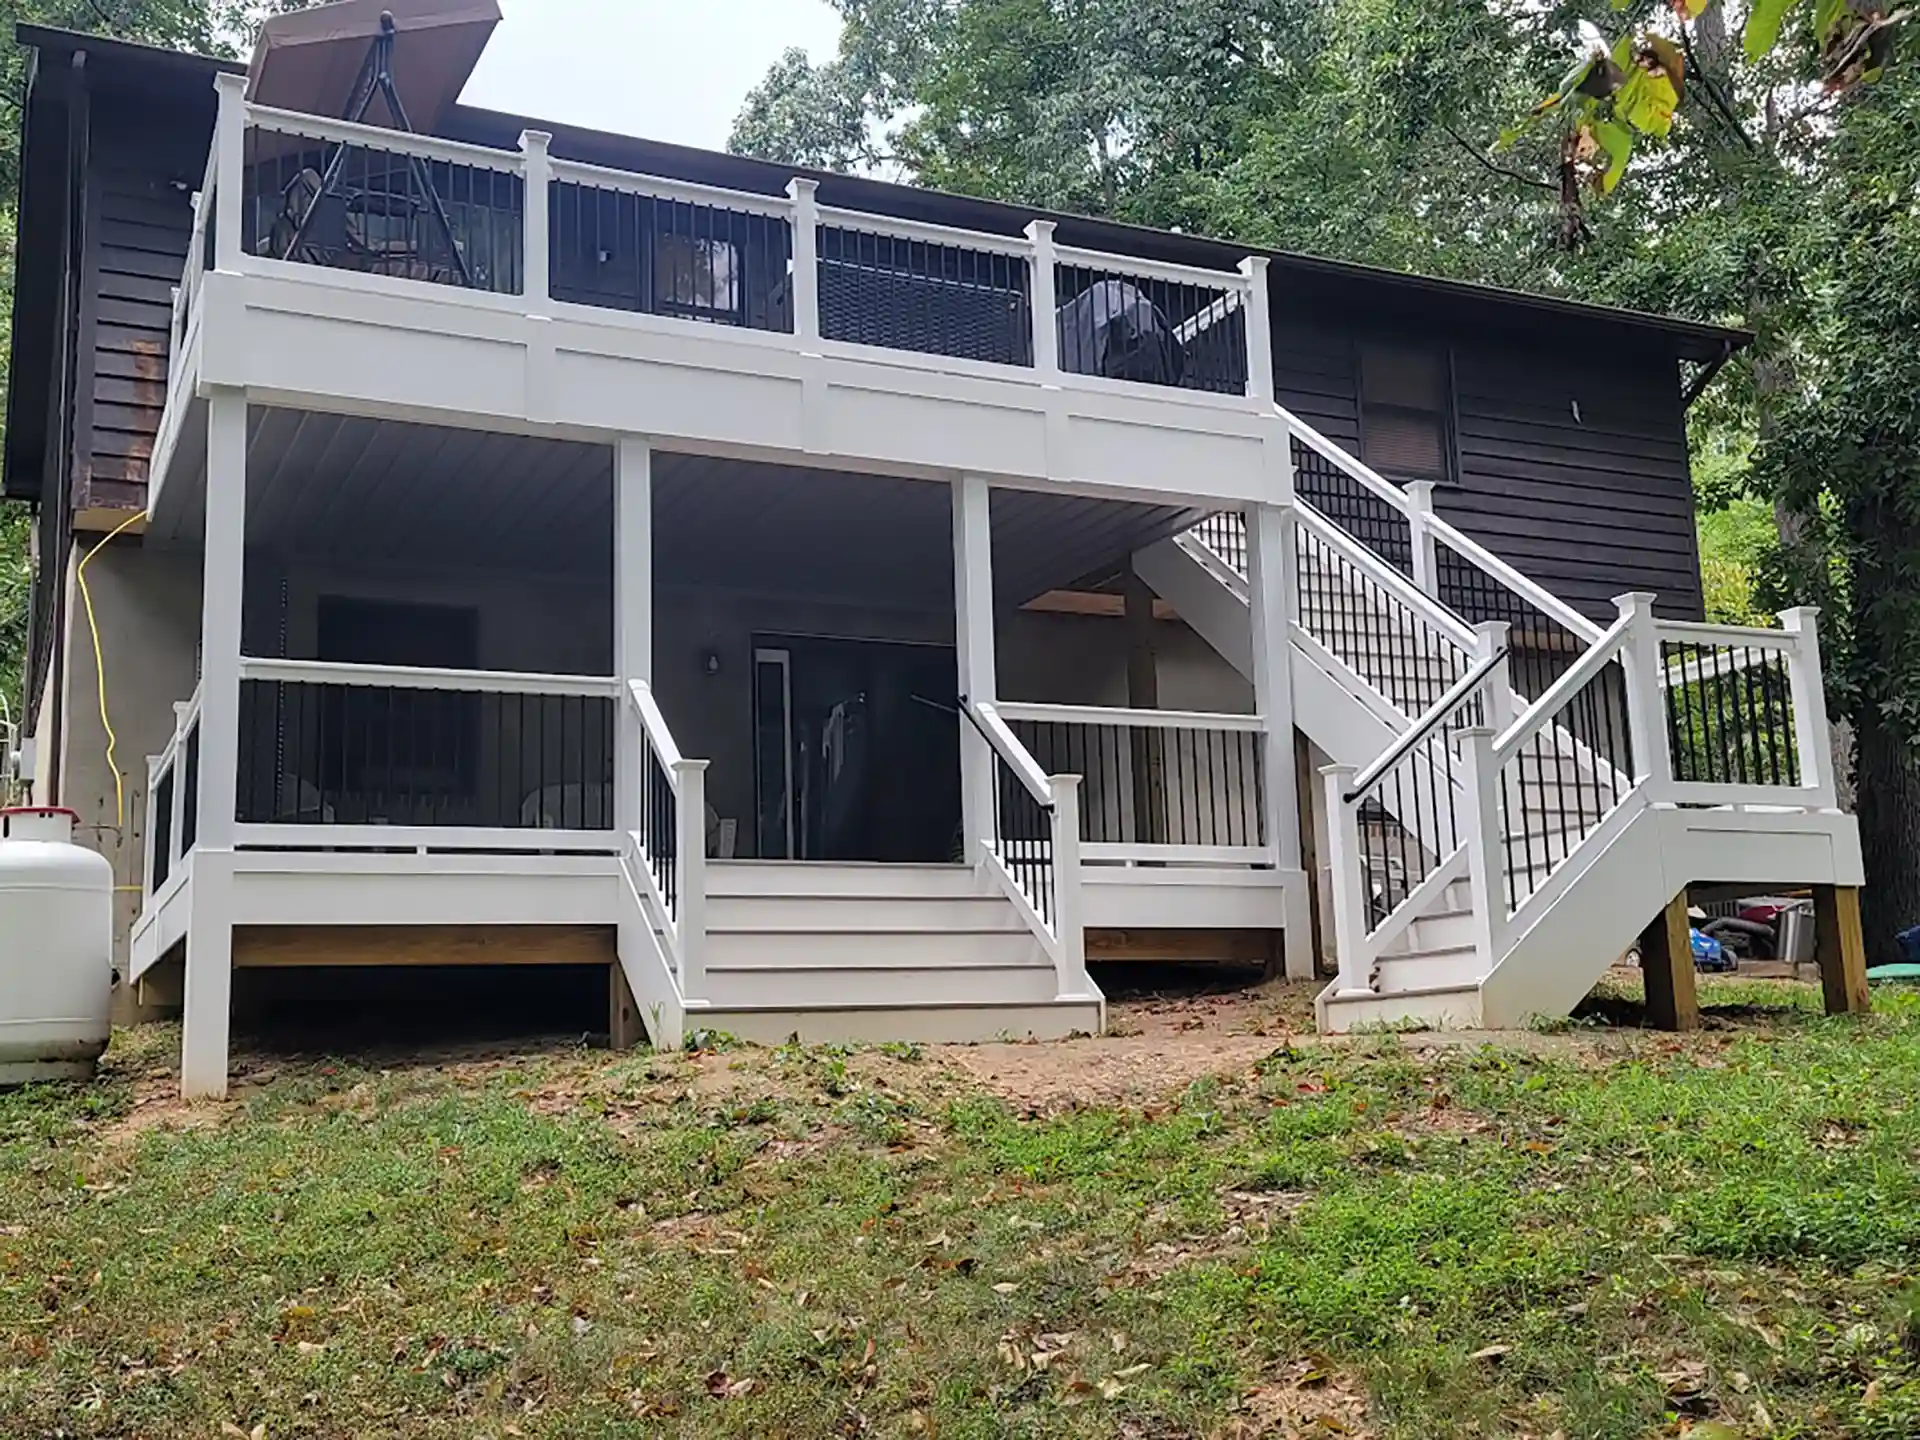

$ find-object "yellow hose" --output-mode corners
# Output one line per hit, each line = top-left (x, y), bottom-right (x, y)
(75, 510), (146, 830)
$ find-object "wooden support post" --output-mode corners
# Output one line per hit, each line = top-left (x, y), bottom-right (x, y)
(1123, 562), (1166, 846)
(608, 962), (644, 1050)
(1294, 730), (1326, 976)
(1639, 890), (1699, 1032)
(1812, 884), (1871, 1016)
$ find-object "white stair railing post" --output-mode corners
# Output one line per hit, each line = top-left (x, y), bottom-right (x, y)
(211, 72), (247, 274)
(1025, 220), (1059, 379)
(1453, 726), (1507, 968)
(1473, 620), (1512, 734)
(1238, 256), (1275, 406)
(1615, 592), (1672, 795)
(1778, 607), (1837, 808)
(519, 130), (552, 310)
(1405, 481), (1440, 598)
(1320, 764), (1371, 993)
(1049, 774), (1088, 997)
(674, 758), (709, 1000)
(785, 178), (821, 345)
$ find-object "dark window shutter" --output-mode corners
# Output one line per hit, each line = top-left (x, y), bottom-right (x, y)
(1359, 343), (1451, 483)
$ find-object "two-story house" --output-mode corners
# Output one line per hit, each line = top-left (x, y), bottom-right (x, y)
(4, 1), (1865, 1098)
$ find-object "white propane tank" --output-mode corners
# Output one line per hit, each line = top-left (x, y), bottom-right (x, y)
(0, 807), (114, 1084)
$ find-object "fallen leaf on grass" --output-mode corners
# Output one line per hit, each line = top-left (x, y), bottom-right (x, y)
(1470, 1343), (1512, 1363)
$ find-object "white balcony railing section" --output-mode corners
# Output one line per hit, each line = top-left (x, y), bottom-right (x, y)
(992, 702), (1273, 867)
(171, 74), (1277, 418)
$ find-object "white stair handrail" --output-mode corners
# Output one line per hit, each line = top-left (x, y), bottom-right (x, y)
(626, 679), (707, 998)
(1275, 403), (1605, 645)
(961, 696), (1090, 999)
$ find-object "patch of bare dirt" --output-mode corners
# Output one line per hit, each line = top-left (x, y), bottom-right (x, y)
(937, 980), (1320, 1112)
(1215, 1359), (1373, 1437)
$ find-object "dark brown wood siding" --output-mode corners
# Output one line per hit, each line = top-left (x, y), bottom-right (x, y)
(77, 96), (208, 512)
(1443, 344), (1702, 622)
(1271, 317), (1704, 624)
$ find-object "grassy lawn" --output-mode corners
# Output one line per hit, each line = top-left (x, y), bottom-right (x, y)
(5, 979), (1920, 1437)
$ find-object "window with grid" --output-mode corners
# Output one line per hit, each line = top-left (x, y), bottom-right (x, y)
(1359, 343), (1453, 485)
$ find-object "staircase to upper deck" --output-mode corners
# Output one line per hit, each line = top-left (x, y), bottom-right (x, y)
(1138, 414), (1861, 1031)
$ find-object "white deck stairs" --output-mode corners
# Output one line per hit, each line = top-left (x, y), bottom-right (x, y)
(695, 861), (1099, 1041)
(1136, 416), (1861, 1032)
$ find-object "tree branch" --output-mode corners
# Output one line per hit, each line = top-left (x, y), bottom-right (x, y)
(1441, 122), (1557, 192)
(1679, 21), (1759, 153)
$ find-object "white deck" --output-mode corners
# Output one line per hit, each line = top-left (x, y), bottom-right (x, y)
(119, 73), (1861, 1097)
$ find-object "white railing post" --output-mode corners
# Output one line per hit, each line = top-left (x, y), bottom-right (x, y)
(1405, 480), (1440, 598)
(1473, 620), (1512, 734)
(169, 701), (191, 868)
(143, 753), (164, 897)
(1320, 764), (1371, 993)
(1249, 500), (1311, 977)
(1049, 774), (1089, 997)
(674, 758), (709, 1000)
(1025, 220), (1059, 378)
(786, 178), (821, 345)
(519, 131), (552, 310)
(211, 73), (247, 274)
(1453, 726), (1508, 967)
(1615, 592), (1672, 794)
(1778, 606), (1837, 806)
(953, 475), (999, 864)
(1238, 256), (1275, 406)
(613, 438), (651, 839)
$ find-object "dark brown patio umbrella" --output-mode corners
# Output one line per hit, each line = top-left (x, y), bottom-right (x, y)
(246, 0), (501, 131)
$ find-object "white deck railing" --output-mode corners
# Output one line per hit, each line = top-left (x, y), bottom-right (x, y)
(172, 73), (1276, 417)
(224, 657), (621, 851)
(991, 701), (1273, 867)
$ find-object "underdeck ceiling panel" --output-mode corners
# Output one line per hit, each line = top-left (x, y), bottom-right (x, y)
(232, 408), (1206, 607)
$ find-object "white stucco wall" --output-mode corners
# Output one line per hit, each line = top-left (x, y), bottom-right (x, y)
(46, 539), (202, 968)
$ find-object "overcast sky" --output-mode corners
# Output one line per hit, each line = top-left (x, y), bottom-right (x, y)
(459, 0), (844, 151)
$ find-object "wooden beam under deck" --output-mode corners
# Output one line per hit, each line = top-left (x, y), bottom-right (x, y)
(232, 925), (616, 969)
(1086, 928), (1281, 969)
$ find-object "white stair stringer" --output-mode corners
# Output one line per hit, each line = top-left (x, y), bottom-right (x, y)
(1476, 801), (1864, 1028)
(690, 861), (1104, 1046)
(615, 849), (689, 1051)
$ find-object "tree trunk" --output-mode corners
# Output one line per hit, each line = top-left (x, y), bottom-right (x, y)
(1851, 709), (1920, 964)
(1849, 487), (1920, 963)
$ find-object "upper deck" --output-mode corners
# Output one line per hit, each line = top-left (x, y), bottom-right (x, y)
(149, 74), (1293, 533)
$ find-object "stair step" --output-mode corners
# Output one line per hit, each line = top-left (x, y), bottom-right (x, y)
(704, 928), (1046, 970)
(692, 996), (1103, 1046)
(1319, 980), (1482, 1033)
(702, 962), (1057, 1007)
(708, 894), (1025, 932)
(1371, 944), (1485, 991)
(707, 861), (977, 899)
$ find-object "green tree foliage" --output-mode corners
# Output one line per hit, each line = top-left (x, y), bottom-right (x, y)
(734, 0), (1920, 948)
